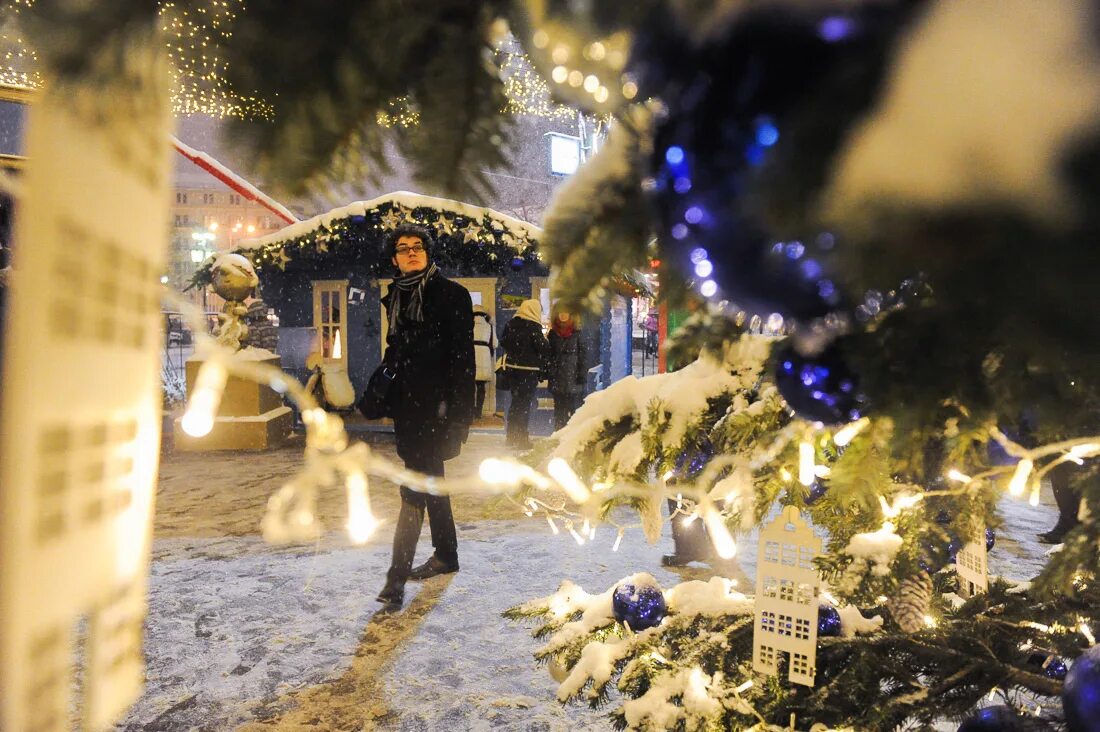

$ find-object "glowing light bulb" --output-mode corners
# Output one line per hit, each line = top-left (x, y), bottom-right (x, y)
(704, 509), (738, 559)
(833, 417), (869, 447)
(799, 441), (815, 486)
(735, 680), (753, 694)
(568, 523), (586, 545)
(548, 458), (591, 503)
(181, 360), (227, 437)
(551, 65), (568, 84)
(622, 80), (638, 99)
(947, 469), (972, 484)
(613, 530), (623, 552)
(346, 471), (380, 544)
(567, 70), (583, 87)
(546, 515), (560, 535)
(583, 74), (599, 93)
(1008, 458), (1032, 496)
(593, 85), (609, 103)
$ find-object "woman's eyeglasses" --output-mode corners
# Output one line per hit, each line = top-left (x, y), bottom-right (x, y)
(395, 244), (426, 256)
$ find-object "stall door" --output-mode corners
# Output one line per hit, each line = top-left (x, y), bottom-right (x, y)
(312, 280), (348, 367)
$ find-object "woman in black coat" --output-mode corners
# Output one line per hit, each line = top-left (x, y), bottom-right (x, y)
(547, 307), (587, 429)
(501, 299), (549, 449)
(376, 224), (475, 608)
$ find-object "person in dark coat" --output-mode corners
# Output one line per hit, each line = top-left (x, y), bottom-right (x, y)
(376, 224), (475, 608)
(501, 299), (548, 449)
(547, 307), (587, 429)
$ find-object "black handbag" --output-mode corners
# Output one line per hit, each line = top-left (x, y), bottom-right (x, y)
(357, 353), (396, 419)
(495, 355), (511, 391)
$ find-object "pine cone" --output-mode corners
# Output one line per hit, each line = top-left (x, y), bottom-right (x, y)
(888, 571), (933, 633)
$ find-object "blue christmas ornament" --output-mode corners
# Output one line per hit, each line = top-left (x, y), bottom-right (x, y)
(948, 536), (964, 563)
(806, 480), (829, 505)
(817, 604), (842, 637)
(612, 582), (667, 631)
(957, 705), (1025, 732)
(774, 340), (865, 424)
(510, 256), (525, 271)
(1064, 644), (1100, 732)
(985, 528), (996, 551)
(1026, 651), (1068, 681)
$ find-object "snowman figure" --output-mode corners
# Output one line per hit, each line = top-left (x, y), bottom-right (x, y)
(207, 253), (259, 350)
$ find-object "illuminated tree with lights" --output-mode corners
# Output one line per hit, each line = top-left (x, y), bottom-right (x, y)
(9, 0), (1100, 730)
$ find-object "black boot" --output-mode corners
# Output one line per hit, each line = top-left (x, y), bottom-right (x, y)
(376, 571), (405, 608)
(409, 555), (459, 580)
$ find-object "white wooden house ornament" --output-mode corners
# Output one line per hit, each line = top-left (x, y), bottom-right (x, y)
(0, 45), (171, 731)
(954, 526), (989, 599)
(752, 506), (823, 687)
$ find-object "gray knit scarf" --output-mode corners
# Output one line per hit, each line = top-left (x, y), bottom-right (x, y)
(388, 262), (438, 333)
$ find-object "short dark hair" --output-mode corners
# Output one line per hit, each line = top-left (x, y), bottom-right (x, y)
(386, 223), (434, 257)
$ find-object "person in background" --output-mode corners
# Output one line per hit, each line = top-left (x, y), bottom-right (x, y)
(643, 307), (659, 356)
(547, 306), (587, 430)
(501, 299), (548, 450)
(472, 305), (495, 419)
(376, 224), (475, 609)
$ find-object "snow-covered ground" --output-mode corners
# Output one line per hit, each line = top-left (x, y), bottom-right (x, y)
(119, 432), (1060, 731)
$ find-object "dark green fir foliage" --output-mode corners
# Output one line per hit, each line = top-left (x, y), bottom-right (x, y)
(538, 105), (654, 315)
(508, 577), (1099, 731)
(221, 0), (516, 199)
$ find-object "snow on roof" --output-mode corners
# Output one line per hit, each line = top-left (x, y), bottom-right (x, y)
(237, 191), (542, 250)
(171, 136), (299, 225)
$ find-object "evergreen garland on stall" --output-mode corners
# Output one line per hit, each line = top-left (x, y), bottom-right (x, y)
(187, 199), (546, 291)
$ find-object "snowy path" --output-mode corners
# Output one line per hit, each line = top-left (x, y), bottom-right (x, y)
(119, 433), (1060, 731)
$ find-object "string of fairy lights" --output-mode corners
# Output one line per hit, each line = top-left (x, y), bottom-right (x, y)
(0, 0), (42, 88)
(0, 0), (578, 124)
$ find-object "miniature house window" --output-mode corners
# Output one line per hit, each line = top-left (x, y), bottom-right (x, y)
(796, 583), (815, 606)
(794, 617), (812, 640)
(762, 576), (779, 598)
(758, 645), (777, 668)
(764, 540), (780, 563)
(312, 281), (348, 365)
(779, 579), (795, 602)
(781, 543), (797, 566)
(760, 611), (777, 634)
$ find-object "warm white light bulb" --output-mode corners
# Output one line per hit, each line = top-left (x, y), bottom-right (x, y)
(547, 458), (591, 504)
(799, 441), (815, 486)
(346, 471), (379, 545)
(1008, 458), (1033, 497)
(833, 417), (870, 447)
(181, 360), (228, 437)
(947, 468), (972, 484)
(704, 509), (738, 559)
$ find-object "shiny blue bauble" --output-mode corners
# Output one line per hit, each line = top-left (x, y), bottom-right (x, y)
(612, 583), (667, 631)
(1025, 651), (1067, 681)
(985, 528), (996, 551)
(774, 340), (865, 424)
(817, 604), (842, 637)
(1064, 644), (1100, 732)
(806, 480), (829, 505)
(957, 705), (1024, 732)
(510, 256), (525, 271)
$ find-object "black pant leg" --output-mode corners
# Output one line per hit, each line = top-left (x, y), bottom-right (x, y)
(667, 497), (713, 560)
(413, 454), (458, 566)
(1049, 462), (1082, 531)
(474, 381), (486, 417)
(553, 395), (569, 430)
(507, 373), (537, 444)
(389, 485), (428, 580)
